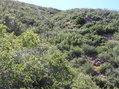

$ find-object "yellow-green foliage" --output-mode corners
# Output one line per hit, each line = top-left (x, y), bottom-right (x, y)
(94, 66), (100, 73)
(19, 29), (40, 48)
(71, 73), (100, 89)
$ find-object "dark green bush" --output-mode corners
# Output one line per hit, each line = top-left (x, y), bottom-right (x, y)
(81, 44), (96, 55)
(73, 16), (86, 25)
(68, 47), (84, 58)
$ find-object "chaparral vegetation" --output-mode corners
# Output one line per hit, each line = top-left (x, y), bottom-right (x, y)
(0, 0), (119, 89)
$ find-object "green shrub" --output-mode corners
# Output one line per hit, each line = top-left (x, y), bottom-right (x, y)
(106, 40), (118, 49)
(92, 76), (113, 89)
(89, 24), (105, 35)
(81, 44), (96, 55)
(98, 52), (111, 61)
(68, 46), (84, 58)
(114, 32), (119, 40)
(99, 63), (111, 74)
(71, 73), (99, 89)
(20, 29), (40, 48)
(110, 57), (119, 68)
(112, 45), (119, 57)
(73, 16), (86, 25)
(70, 57), (87, 68)
(96, 46), (108, 54)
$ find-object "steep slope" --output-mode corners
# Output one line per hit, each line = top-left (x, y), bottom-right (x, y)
(1, 0), (119, 89)
(0, 0), (61, 35)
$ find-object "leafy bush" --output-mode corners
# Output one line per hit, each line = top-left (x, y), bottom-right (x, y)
(92, 76), (113, 89)
(81, 44), (96, 55)
(114, 32), (119, 40)
(112, 45), (119, 57)
(89, 24), (105, 35)
(98, 52), (111, 61)
(106, 40), (118, 49)
(68, 46), (84, 58)
(73, 16), (86, 25)
(71, 73), (99, 89)
(19, 29), (40, 48)
(70, 57), (87, 68)
(99, 63), (111, 74)
(96, 46), (108, 54)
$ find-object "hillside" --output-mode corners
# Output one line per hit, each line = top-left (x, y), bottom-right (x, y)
(0, 0), (119, 88)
